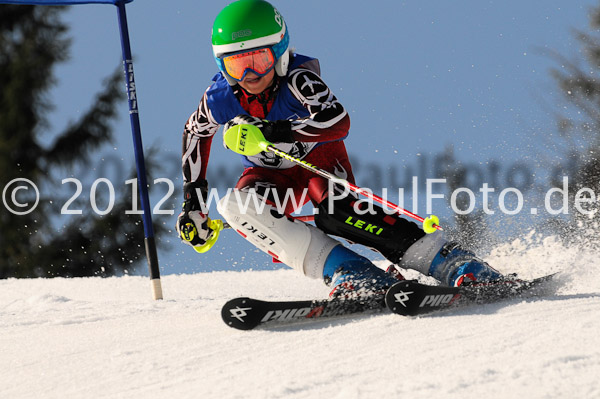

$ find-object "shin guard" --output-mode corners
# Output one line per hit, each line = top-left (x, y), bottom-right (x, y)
(217, 190), (339, 279)
(314, 195), (425, 264)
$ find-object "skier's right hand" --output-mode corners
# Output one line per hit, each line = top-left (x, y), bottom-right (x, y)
(177, 210), (213, 247)
(177, 180), (219, 252)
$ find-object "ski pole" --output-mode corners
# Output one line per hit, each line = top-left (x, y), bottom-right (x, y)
(223, 124), (442, 233)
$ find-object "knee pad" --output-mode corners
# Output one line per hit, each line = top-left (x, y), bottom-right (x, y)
(217, 190), (339, 279)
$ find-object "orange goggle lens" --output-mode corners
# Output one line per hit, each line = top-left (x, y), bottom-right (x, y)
(222, 48), (276, 81)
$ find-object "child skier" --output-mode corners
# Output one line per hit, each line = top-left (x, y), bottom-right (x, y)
(176, 0), (505, 296)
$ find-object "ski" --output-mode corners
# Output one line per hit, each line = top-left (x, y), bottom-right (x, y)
(221, 295), (386, 330)
(222, 274), (557, 330)
(385, 273), (557, 316)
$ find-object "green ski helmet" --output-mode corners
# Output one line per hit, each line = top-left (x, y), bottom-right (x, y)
(212, 0), (290, 85)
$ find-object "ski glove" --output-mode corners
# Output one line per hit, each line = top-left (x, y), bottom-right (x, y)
(176, 180), (215, 250)
(224, 114), (294, 143)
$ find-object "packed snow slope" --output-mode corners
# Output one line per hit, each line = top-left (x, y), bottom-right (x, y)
(1, 233), (599, 399)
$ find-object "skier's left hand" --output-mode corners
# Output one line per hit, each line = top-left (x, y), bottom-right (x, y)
(224, 114), (294, 143)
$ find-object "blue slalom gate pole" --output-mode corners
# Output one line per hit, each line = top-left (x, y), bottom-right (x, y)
(115, 1), (163, 299)
(2, 0), (164, 299)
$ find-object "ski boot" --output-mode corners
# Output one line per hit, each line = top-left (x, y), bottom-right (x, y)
(429, 242), (503, 287)
(398, 232), (510, 287)
(323, 245), (399, 298)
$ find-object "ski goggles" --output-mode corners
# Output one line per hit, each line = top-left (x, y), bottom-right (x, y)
(221, 47), (276, 82)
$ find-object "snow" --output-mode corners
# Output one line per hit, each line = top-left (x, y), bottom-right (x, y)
(1, 234), (600, 399)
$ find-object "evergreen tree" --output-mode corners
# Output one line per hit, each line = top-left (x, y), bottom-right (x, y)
(0, 5), (167, 277)
(546, 3), (600, 244)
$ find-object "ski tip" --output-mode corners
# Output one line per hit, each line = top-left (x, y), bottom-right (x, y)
(221, 297), (262, 331)
(385, 280), (463, 316)
(385, 280), (435, 316)
(385, 281), (414, 316)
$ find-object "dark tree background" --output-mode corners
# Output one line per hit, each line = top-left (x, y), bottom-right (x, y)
(0, 5), (167, 278)
(439, 4), (600, 250)
(541, 3), (600, 245)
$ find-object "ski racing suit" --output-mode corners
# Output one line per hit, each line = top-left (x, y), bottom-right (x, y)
(181, 53), (502, 291)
